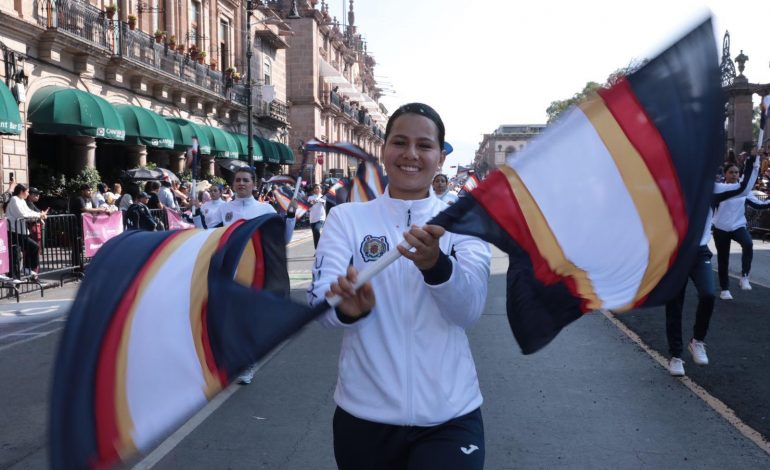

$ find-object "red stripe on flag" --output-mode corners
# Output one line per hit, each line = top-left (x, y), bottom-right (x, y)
(251, 230), (265, 289)
(597, 79), (688, 244)
(94, 231), (186, 465)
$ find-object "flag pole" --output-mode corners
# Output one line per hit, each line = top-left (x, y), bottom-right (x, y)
(326, 240), (411, 307)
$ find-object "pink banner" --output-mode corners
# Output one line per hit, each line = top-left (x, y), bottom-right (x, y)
(82, 212), (124, 258)
(0, 219), (9, 274)
(165, 208), (195, 230)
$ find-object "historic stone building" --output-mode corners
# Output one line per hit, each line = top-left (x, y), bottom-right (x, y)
(474, 124), (546, 176)
(280, 0), (386, 184)
(0, 0), (296, 192)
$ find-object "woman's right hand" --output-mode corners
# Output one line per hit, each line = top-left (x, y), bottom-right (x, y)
(326, 265), (375, 319)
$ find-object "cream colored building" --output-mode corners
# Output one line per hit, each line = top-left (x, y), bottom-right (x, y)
(282, 0), (386, 184)
(474, 124), (546, 176)
(0, 0), (295, 190)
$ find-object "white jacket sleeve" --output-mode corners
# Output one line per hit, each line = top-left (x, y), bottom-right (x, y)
(424, 235), (491, 329)
(8, 196), (40, 221)
(308, 208), (362, 328)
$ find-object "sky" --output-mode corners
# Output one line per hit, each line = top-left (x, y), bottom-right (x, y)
(324, 0), (770, 174)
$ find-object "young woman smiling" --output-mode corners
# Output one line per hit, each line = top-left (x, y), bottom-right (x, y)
(309, 103), (491, 470)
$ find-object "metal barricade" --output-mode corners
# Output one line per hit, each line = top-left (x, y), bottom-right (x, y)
(746, 192), (770, 236)
(149, 208), (169, 230)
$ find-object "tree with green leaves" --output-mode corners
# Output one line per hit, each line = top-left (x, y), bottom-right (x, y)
(545, 59), (647, 123)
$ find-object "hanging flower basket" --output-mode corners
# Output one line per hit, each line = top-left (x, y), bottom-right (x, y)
(105, 5), (116, 19)
(127, 15), (136, 30)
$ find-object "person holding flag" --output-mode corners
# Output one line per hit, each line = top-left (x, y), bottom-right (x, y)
(309, 103), (491, 470)
(219, 166), (298, 385)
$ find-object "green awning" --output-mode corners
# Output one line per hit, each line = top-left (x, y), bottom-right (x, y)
(228, 132), (264, 163)
(28, 86), (125, 140)
(164, 118), (212, 155)
(278, 143), (295, 164)
(196, 125), (238, 159)
(0, 82), (22, 135)
(116, 105), (174, 149)
(256, 136), (281, 164)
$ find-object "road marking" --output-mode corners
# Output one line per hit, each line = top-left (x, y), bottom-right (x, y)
(602, 309), (770, 457)
(131, 335), (299, 469)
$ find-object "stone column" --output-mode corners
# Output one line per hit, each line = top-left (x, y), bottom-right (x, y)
(201, 154), (215, 177)
(168, 150), (186, 174)
(727, 76), (754, 153)
(68, 136), (96, 173)
(125, 145), (148, 168)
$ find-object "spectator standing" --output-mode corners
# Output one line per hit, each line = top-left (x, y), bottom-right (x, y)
(144, 181), (163, 210)
(70, 184), (107, 268)
(307, 184), (326, 249)
(125, 192), (162, 231)
(159, 180), (178, 210)
(6, 184), (47, 278)
(92, 183), (108, 208)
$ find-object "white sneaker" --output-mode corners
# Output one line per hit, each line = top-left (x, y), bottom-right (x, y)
(689, 339), (709, 366)
(668, 357), (685, 377)
(719, 290), (733, 300)
(740, 276), (752, 291)
(237, 363), (258, 385)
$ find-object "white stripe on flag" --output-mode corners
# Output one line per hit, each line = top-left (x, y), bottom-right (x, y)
(126, 230), (214, 451)
(508, 107), (650, 309)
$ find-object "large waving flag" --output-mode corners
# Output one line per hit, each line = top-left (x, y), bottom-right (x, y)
(50, 216), (323, 469)
(430, 19), (723, 354)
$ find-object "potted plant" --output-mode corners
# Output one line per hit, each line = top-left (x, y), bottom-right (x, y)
(176, 44), (186, 54)
(167, 35), (176, 48)
(224, 66), (236, 78)
(127, 14), (137, 30)
(188, 44), (198, 59)
(154, 29), (165, 43)
(231, 71), (241, 82)
(209, 60), (217, 71)
(197, 50), (206, 64)
(105, 4), (117, 19)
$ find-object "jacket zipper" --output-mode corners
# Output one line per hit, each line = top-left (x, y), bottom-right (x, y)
(401, 206), (414, 424)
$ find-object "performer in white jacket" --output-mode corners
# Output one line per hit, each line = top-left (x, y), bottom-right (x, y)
(220, 167), (296, 385)
(712, 155), (770, 299)
(308, 103), (491, 470)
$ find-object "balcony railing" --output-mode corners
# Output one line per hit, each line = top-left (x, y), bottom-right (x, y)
(256, 98), (289, 125)
(37, 0), (247, 105)
(330, 91), (341, 108)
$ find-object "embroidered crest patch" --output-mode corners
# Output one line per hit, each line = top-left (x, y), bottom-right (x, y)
(360, 235), (389, 262)
(224, 211), (233, 223)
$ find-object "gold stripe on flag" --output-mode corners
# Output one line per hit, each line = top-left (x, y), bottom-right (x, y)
(579, 99), (679, 309)
(189, 228), (230, 399)
(499, 165), (602, 309)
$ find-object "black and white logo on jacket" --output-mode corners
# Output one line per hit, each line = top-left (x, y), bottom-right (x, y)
(360, 235), (389, 262)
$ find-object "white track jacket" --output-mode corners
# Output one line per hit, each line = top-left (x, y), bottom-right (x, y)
(308, 188), (491, 426)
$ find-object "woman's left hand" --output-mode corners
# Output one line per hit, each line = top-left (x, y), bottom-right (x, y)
(397, 224), (446, 270)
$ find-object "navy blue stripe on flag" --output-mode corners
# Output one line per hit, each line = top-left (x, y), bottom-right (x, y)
(50, 230), (178, 469)
(625, 18), (723, 305)
(206, 216), (325, 379)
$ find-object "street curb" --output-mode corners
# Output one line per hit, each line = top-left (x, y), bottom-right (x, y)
(602, 309), (770, 457)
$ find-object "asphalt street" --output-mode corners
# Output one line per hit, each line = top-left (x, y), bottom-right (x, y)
(1, 230), (769, 469)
